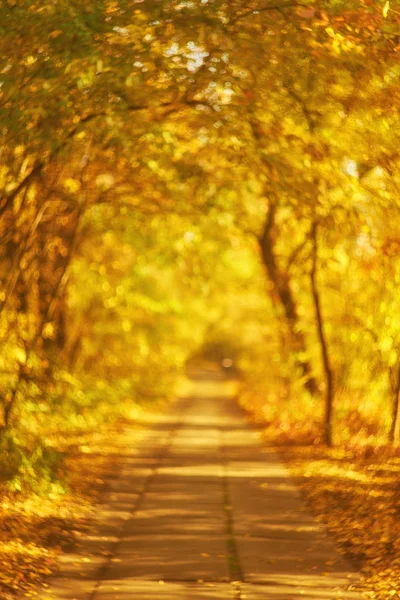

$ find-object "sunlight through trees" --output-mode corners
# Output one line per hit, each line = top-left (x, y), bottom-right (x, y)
(1, 0), (400, 488)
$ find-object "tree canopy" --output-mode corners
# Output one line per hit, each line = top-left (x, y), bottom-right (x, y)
(1, 0), (400, 488)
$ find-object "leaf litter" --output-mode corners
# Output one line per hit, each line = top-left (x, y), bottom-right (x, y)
(278, 445), (400, 599)
(0, 417), (147, 598)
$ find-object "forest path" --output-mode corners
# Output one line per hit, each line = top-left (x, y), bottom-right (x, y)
(38, 372), (362, 600)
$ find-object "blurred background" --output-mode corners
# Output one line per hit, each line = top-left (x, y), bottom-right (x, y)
(1, 0), (400, 493)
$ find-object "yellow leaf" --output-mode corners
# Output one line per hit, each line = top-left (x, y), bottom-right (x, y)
(63, 178), (81, 194)
(42, 322), (56, 340)
(383, 1), (390, 17)
(49, 30), (63, 39)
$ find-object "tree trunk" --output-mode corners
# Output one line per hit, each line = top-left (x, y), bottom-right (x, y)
(389, 362), (400, 443)
(0, 364), (25, 435)
(310, 221), (334, 446)
(259, 203), (318, 396)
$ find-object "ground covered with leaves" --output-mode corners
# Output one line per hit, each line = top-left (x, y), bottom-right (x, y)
(278, 444), (400, 600)
(0, 415), (148, 599)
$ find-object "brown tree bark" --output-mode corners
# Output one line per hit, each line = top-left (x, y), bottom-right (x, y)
(389, 362), (400, 444)
(0, 203), (84, 436)
(259, 203), (318, 396)
(310, 221), (334, 446)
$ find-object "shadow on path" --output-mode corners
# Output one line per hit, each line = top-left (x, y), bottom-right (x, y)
(37, 371), (362, 600)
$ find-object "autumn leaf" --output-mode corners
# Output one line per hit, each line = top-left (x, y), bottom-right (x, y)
(383, 1), (390, 18)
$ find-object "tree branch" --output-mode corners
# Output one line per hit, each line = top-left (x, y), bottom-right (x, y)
(231, 2), (306, 24)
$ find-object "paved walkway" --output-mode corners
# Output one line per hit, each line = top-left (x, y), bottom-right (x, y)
(39, 375), (362, 599)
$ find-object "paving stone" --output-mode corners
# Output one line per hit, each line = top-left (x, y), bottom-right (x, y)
(144, 483), (224, 505)
(93, 507), (133, 526)
(158, 463), (223, 476)
(95, 580), (234, 599)
(166, 449), (220, 460)
(98, 458), (159, 474)
(130, 504), (225, 520)
(37, 578), (96, 600)
(106, 477), (149, 494)
(168, 430), (218, 439)
(125, 516), (225, 535)
(233, 519), (329, 541)
(240, 581), (362, 599)
(139, 495), (225, 511)
(225, 460), (293, 479)
(231, 503), (321, 538)
(100, 491), (140, 508)
(230, 491), (309, 513)
(236, 535), (357, 581)
(229, 478), (300, 496)
(104, 534), (230, 582)
(126, 508), (225, 535)
(45, 552), (107, 581)
(72, 533), (119, 558)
